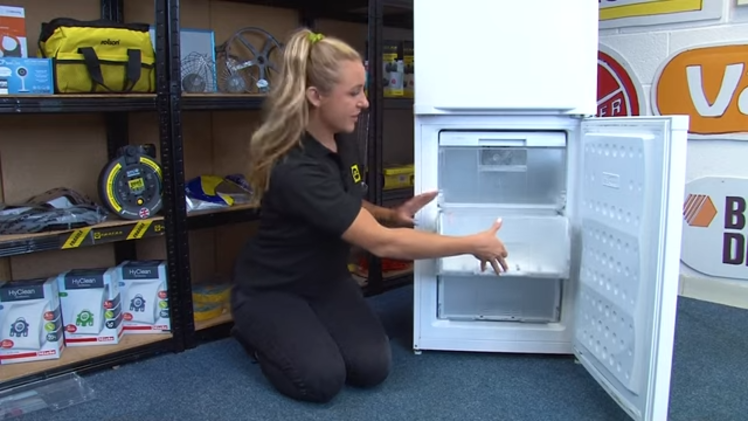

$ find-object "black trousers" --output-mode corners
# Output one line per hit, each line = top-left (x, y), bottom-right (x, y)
(230, 277), (392, 403)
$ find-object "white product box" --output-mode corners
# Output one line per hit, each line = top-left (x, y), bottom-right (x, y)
(57, 268), (124, 346)
(117, 260), (170, 334)
(0, 277), (64, 364)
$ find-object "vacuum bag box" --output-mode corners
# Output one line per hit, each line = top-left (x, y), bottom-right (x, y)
(0, 277), (64, 365)
(117, 260), (170, 334)
(57, 268), (124, 346)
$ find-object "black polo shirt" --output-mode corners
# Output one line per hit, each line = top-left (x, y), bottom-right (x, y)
(233, 132), (366, 291)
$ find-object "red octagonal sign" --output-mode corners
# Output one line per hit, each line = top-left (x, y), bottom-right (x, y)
(597, 47), (642, 117)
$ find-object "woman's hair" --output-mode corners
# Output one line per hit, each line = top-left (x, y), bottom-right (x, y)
(247, 28), (362, 205)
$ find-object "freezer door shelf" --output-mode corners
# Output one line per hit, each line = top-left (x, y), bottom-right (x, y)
(435, 210), (570, 279)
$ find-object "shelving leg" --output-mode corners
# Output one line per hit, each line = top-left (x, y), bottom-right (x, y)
(155, 0), (191, 352)
(365, 0), (385, 295)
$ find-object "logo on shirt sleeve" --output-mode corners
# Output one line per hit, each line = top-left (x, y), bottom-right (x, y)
(350, 164), (362, 183)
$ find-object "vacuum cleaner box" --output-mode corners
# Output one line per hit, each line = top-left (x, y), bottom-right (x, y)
(117, 260), (170, 334)
(0, 277), (64, 365)
(57, 268), (124, 346)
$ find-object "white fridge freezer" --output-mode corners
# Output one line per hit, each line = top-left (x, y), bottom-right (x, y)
(411, 2), (689, 421)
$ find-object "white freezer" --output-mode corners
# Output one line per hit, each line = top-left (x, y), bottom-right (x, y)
(411, 2), (690, 421)
(413, 0), (598, 115)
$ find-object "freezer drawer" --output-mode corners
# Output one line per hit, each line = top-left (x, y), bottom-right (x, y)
(436, 210), (570, 279)
(437, 275), (562, 323)
(438, 131), (566, 207)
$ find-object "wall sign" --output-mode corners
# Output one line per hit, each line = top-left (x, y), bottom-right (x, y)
(597, 45), (643, 117)
(599, 0), (723, 29)
(682, 176), (748, 280)
(653, 43), (748, 135)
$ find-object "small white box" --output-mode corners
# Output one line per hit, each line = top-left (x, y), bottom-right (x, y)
(58, 268), (124, 346)
(0, 277), (64, 364)
(117, 260), (170, 334)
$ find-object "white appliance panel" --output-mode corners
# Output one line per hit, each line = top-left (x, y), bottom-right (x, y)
(574, 116), (688, 421)
(413, 0), (598, 115)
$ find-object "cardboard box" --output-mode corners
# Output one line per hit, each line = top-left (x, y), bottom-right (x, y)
(58, 268), (124, 346)
(117, 260), (171, 334)
(149, 27), (217, 93)
(0, 5), (27, 58)
(0, 57), (54, 94)
(0, 277), (64, 365)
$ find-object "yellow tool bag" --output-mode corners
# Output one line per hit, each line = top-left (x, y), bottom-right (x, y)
(37, 18), (156, 93)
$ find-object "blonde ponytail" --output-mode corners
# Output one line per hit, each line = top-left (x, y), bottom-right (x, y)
(247, 28), (362, 206)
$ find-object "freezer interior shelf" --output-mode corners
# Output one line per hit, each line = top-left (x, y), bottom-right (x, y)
(436, 209), (570, 278)
(437, 132), (567, 207)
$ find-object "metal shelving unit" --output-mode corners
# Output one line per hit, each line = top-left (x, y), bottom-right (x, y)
(0, 0), (414, 389)
(359, 0), (415, 295)
(0, 94), (158, 114)
(0, 0), (184, 390)
(0, 218), (166, 258)
(181, 94), (264, 111)
(383, 97), (414, 110)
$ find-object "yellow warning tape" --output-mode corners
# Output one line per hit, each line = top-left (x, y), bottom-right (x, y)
(61, 227), (92, 249)
(127, 220), (153, 240)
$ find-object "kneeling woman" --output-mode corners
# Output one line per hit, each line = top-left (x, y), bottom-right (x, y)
(231, 28), (509, 403)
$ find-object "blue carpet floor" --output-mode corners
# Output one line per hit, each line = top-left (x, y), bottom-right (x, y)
(15, 286), (748, 421)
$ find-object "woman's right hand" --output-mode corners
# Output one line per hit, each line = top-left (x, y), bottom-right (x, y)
(471, 218), (509, 275)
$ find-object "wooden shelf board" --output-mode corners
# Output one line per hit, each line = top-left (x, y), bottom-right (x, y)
(0, 333), (172, 384)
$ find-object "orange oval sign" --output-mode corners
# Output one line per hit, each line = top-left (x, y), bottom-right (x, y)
(653, 44), (748, 135)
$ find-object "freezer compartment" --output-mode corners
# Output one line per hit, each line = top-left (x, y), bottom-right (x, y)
(437, 275), (562, 323)
(436, 209), (570, 279)
(438, 130), (567, 208)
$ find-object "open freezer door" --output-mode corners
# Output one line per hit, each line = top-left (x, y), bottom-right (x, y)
(575, 116), (688, 421)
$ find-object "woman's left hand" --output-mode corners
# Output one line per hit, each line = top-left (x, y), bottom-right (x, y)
(391, 190), (438, 227)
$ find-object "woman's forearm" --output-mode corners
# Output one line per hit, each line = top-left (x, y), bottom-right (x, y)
(375, 227), (476, 260)
(362, 200), (396, 225)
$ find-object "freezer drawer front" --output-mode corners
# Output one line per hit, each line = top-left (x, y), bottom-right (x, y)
(436, 210), (570, 279)
(437, 275), (562, 323)
(413, 0), (598, 114)
(438, 130), (567, 208)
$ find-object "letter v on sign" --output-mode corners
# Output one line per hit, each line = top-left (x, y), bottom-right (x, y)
(686, 63), (743, 117)
(653, 44), (748, 135)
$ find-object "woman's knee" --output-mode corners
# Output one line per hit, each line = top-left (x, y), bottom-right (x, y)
(259, 349), (347, 403)
(346, 337), (392, 388)
(300, 357), (347, 403)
